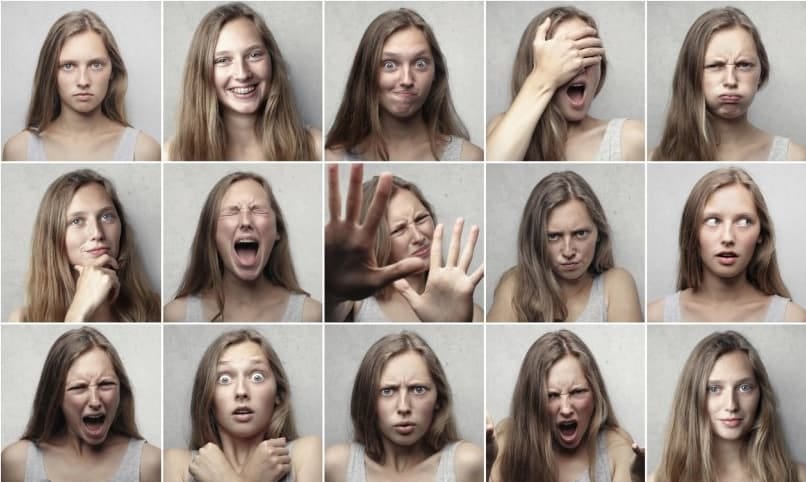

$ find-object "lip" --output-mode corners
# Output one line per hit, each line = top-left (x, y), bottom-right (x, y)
(232, 406), (255, 422)
(556, 419), (580, 445)
(393, 422), (416, 435)
(73, 92), (93, 97)
(718, 95), (742, 104)
(228, 84), (259, 99)
(411, 245), (430, 258)
(84, 247), (110, 257)
(559, 261), (581, 271)
(716, 252), (739, 266)
(82, 413), (108, 439)
(719, 418), (743, 428)
(565, 78), (588, 109)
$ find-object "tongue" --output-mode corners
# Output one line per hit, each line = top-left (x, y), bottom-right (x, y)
(235, 246), (258, 266)
(84, 418), (104, 429)
(568, 85), (584, 102)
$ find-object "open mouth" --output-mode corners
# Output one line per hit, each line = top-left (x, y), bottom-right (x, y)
(558, 420), (578, 436)
(234, 239), (259, 266)
(233, 407), (254, 415)
(229, 85), (258, 97)
(566, 83), (586, 106)
(83, 413), (106, 430)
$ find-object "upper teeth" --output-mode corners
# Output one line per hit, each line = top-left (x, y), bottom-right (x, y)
(231, 86), (256, 94)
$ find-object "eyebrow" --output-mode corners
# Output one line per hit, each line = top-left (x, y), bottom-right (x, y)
(707, 377), (755, 384)
(59, 57), (109, 64)
(214, 45), (265, 56)
(67, 206), (116, 217)
(217, 358), (269, 366)
(702, 211), (757, 218)
(382, 50), (432, 59)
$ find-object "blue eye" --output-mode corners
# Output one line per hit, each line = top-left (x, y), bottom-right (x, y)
(62, 63), (75, 71)
(380, 387), (395, 397)
(708, 384), (721, 394)
(704, 217), (720, 227)
(382, 60), (396, 71)
(217, 374), (232, 385)
(412, 385), (427, 395)
(738, 383), (753, 393)
(415, 59), (429, 69)
(251, 372), (265, 383)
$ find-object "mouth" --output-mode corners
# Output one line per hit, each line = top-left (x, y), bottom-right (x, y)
(82, 413), (107, 435)
(411, 245), (430, 258)
(84, 246), (110, 257)
(559, 261), (581, 271)
(393, 422), (416, 435)
(719, 418), (743, 428)
(566, 81), (587, 108)
(229, 84), (258, 98)
(232, 406), (255, 422)
(718, 95), (742, 104)
(716, 251), (739, 266)
(233, 238), (260, 267)
(557, 420), (579, 442)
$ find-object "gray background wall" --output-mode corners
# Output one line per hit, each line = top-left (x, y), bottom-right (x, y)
(647, 163), (806, 307)
(163, 325), (322, 449)
(163, 1), (322, 142)
(647, 2), (806, 149)
(1, 163), (162, 322)
(163, 164), (322, 304)
(1, 324), (162, 448)
(647, 325), (806, 472)
(335, 163), (484, 308)
(487, 2), (645, 128)
(324, 324), (483, 447)
(1, 2), (161, 145)
(325, 2), (484, 148)
(486, 164), (646, 315)
(486, 324), (645, 448)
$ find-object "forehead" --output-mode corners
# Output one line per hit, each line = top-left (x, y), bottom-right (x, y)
(68, 183), (115, 211)
(382, 26), (431, 54)
(705, 26), (758, 58)
(219, 340), (269, 364)
(703, 183), (757, 214)
(551, 16), (591, 39)
(547, 355), (588, 386)
(387, 189), (427, 217)
(67, 347), (116, 378)
(60, 30), (109, 59)
(380, 351), (433, 381)
(547, 199), (594, 229)
(216, 17), (265, 51)
(709, 350), (755, 380)
(221, 179), (271, 205)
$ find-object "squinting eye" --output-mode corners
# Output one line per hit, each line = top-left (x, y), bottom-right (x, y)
(217, 374), (232, 385)
(251, 372), (265, 383)
(214, 57), (229, 65)
(705, 64), (723, 72)
(737, 62), (754, 71)
(547, 392), (559, 400)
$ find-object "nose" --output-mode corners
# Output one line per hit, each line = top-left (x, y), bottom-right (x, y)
(235, 376), (250, 400)
(238, 209), (254, 229)
(87, 217), (105, 241)
(77, 66), (90, 88)
(559, 395), (574, 416)
(235, 57), (253, 81)
(396, 391), (411, 415)
(399, 65), (414, 88)
(409, 224), (425, 243)
(88, 387), (102, 409)
(722, 65), (738, 88)
(720, 222), (735, 246)
(726, 389), (739, 413)
(561, 236), (575, 259)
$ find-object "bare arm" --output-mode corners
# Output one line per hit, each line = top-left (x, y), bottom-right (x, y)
(140, 442), (161, 482)
(302, 297), (323, 322)
(453, 441), (484, 482)
(324, 443), (350, 482)
(646, 298), (665, 322)
(134, 131), (161, 161)
(460, 140), (484, 161)
(307, 127), (323, 161)
(621, 119), (646, 162)
(604, 268), (643, 322)
(2, 131), (30, 161)
(291, 436), (322, 482)
(1, 440), (30, 482)
(784, 300), (806, 322)
(605, 429), (644, 482)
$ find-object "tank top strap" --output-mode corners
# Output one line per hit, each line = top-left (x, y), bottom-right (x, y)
(353, 297), (392, 322)
(27, 132), (49, 161)
(767, 136), (790, 162)
(435, 441), (460, 482)
(184, 294), (206, 322)
(592, 431), (612, 482)
(112, 127), (139, 161)
(110, 438), (144, 482)
(24, 442), (49, 482)
(595, 118), (625, 161)
(346, 443), (367, 482)
(439, 136), (464, 161)
(662, 292), (681, 322)
(281, 293), (307, 322)
(764, 295), (789, 322)
(574, 274), (606, 322)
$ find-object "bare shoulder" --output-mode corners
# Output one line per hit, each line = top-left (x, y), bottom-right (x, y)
(486, 112), (505, 136)
(453, 441), (483, 482)
(784, 300), (806, 322)
(291, 435), (322, 482)
(488, 267), (517, 322)
(306, 127), (323, 161)
(787, 140), (806, 162)
(163, 448), (192, 482)
(325, 146), (346, 162)
(292, 434), (321, 455)
(621, 119), (646, 161)
(647, 297), (666, 322)
(460, 139), (484, 161)
(140, 442), (161, 482)
(164, 297), (188, 322)
(604, 267), (638, 290)
(604, 427), (634, 455)
(1, 439), (30, 481)
(324, 442), (351, 482)
(134, 131), (161, 161)
(162, 136), (175, 161)
(8, 306), (24, 322)
(302, 296), (323, 322)
(2, 130), (31, 161)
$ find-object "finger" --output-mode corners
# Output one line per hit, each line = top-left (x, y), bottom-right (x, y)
(327, 164), (342, 221)
(458, 224), (479, 272)
(573, 36), (603, 50)
(344, 163), (364, 224)
(446, 218), (464, 267)
(372, 257), (428, 287)
(566, 26), (597, 41)
(393, 278), (419, 306)
(468, 265), (485, 287)
(580, 56), (603, 69)
(430, 223), (444, 269)
(265, 437), (287, 446)
(361, 172), (393, 231)
(534, 17), (551, 43)
(272, 454), (291, 465)
(577, 47), (606, 59)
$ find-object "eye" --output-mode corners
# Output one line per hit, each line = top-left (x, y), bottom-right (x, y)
(574, 230), (589, 239)
(217, 374), (233, 385)
(90, 61), (104, 70)
(412, 385), (428, 395)
(735, 217), (753, 227)
(704, 217), (720, 227)
(251, 206), (271, 215)
(61, 63), (75, 71)
(547, 233), (560, 242)
(736, 61), (755, 71)
(415, 214), (430, 224)
(380, 387), (395, 397)
(547, 392), (560, 400)
(738, 383), (754, 393)
(705, 62), (724, 72)
(221, 208), (240, 217)
(414, 58), (429, 70)
(68, 384), (88, 392)
(68, 217), (84, 227)
(214, 57), (230, 66)
(101, 211), (117, 223)
(248, 50), (265, 60)
(570, 388), (589, 397)
(99, 380), (117, 390)
(250, 372), (265, 383)
(382, 60), (396, 71)
(707, 384), (721, 394)
(390, 224), (405, 236)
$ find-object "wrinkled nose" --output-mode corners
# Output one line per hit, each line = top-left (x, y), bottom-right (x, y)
(723, 65), (738, 88)
(88, 387), (102, 409)
(559, 395), (574, 416)
(396, 392), (411, 415)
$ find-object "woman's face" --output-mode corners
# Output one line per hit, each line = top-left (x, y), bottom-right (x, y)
(698, 184), (761, 281)
(706, 351), (760, 442)
(376, 351), (438, 448)
(546, 355), (594, 451)
(377, 26), (435, 120)
(213, 341), (277, 440)
(65, 183), (122, 268)
(701, 27), (761, 120)
(57, 31), (112, 115)
(215, 179), (278, 282)
(551, 17), (602, 122)
(545, 199), (598, 282)
(386, 189), (435, 264)
(62, 347), (120, 446)
(213, 17), (272, 116)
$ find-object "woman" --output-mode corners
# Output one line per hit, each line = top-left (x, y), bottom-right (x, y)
(488, 171), (642, 322)
(650, 331), (806, 482)
(2, 9), (160, 161)
(647, 167), (806, 322)
(0, 327), (160, 481)
(9, 169), (160, 322)
(652, 7), (806, 161)
(487, 6), (644, 161)
(164, 329), (321, 482)
(325, 164), (483, 322)
(167, 2), (320, 161)
(488, 329), (643, 482)
(165, 171), (321, 322)
(325, 331), (483, 482)
(326, 8), (483, 161)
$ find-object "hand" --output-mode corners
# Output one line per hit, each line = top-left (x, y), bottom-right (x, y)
(631, 443), (646, 482)
(393, 218), (483, 322)
(485, 412), (498, 474)
(188, 443), (240, 482)
(532, 17), (604, 90)
(325, 164), (427, 301)
(241, 438), (291, 482)
(65, 254), (120, 322)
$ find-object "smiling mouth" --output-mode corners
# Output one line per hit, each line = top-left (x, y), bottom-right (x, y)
(229, 85), (257, 96)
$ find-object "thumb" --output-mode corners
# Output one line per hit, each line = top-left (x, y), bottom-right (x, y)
(535, 17), (552, 43)
(394, 278), (419, 306)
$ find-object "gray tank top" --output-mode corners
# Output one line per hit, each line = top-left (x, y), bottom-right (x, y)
(353, 296), (393, 323)
(24, 438), (144, 482)
(346, 441), (459, 482)
(574, 431), (612, 482)
(26, 127), (139, 161)
(343, 136), (464, 161)
(189, 440), (295, 482)
(182, 292), (307, 322)
(594, 118), (626, 162)
(573, 274), (607, 322)
(767, 136), (789, 161)
(661, 291), (789, 322)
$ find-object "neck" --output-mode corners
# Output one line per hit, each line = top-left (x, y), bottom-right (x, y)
(380, 438), (430, 472)
(404, 271), (427, 295)
(558, 272), (593, 300)
(380, 112), (429, 144)
(695, 270), (757, 302)
(566, 115), (600, 136)
(58, 430), (107, 456)
(87, 302), (116, 322)
(712, 437), (747, 477)
(218, 431), (265, 474)
(50, 106), (113, 134)
(221, 271), (275, 304)
(711, 114), (755, 145)
(223, 110), (260, 149)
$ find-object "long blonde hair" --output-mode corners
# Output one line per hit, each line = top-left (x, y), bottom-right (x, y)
(677, 167), (789, 296)
(26, 10), (129, 133)
(514, 171), (613, 321)
(173, 172), (305, 321)
(325, 8), (469, 160)
(22, 170), (160, 322)
(656, 331), (798, 482)
(511, 7), (607, 161)
(171, 2), (315, 161)
(499, 330), (621, 482)
(652, 7), (769, 161)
